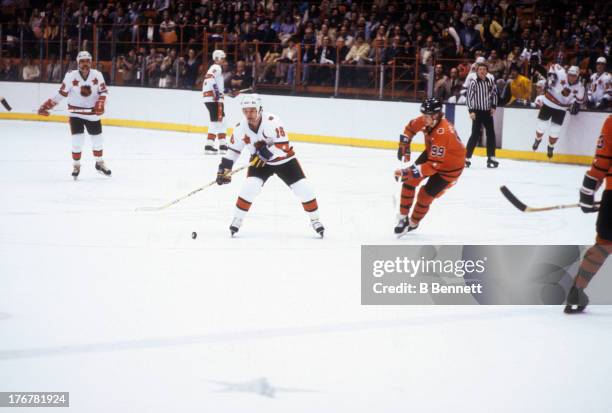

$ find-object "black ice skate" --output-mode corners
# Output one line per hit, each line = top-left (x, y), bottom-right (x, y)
(72, 164), (80, 180)
(95, 161), (111, 176)
(219, 144), (228, 155)
(311, 219), (325, 238)
(487, 157), (499, 168)
(532, 138), (542, 151)
(229, 217), (242, 237)
(564, 286), (589, 314)
(394, 217), (419, 239)
(205, 144), (218, 155)
(547, 145), (555, 159)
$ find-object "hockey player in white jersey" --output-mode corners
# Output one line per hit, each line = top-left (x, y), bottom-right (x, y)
(38, 50), (110, 179)
(587, 57), (611, 110)
(215, 94), (324, 238)
(203, 49), (229, 155)
(532, 64), (585, 159)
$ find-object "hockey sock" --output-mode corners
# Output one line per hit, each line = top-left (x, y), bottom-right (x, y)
(548, 136), (559, 146)
(574, 241), (612, 289)
(234, 177), (263, 219)
(72, 152), (82, 163)
(207, 133), (216, 143)
(410, 187), (435, 225)
(399, 183), (416, 216)
(218, 133), (227, 146)
(91, 134), (104, 162)
(290, 179), (319, 220)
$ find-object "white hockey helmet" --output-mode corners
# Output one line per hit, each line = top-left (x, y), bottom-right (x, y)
(240, 94), (263, 113)
(212, 49), (226, 62)
(596, 56), (607, 64)
(76, 50), (92, 63)
(567, 65), (580, 76)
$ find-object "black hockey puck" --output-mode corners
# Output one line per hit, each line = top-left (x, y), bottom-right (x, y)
(191, 232), (197, 239)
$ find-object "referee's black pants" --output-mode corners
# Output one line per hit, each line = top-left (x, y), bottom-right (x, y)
(466, 110), (496, 158)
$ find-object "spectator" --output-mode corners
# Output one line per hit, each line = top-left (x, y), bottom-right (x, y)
(230, 60), (253, 91)
(343, 34), (370, 65)
(335, 37), (349, 64)
(181, 49), (200, 89)
(459, 18), (482, 56)
(487, 50), (506, 79)
(1, 58), (18, 81)
(22, 58), (40, 81)
(448, 83), (467, 104)
(433, 63), (450, 101)
(160, 11), (177, 44)
(45, 55), (62, 83)
(382, 36), (402, 64)
(276, 39), (298, 85)
(259, 44), (281, 83)
(300, 42), (317, 85)
(314, 36), (336, 85)
(503, 64), (533, 106)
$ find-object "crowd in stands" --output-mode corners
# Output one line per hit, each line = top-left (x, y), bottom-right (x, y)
(0, 0), (610, 109)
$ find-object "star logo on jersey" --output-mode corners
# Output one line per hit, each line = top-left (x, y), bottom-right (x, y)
(243, 135), (251, 144)
(92, 78), (98, 85)
(562, 88), (571, 97)
(72, 79), (79, 86)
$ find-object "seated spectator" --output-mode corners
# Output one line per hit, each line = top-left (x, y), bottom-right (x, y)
(275, 39), (298, 85)
(447, 84), (467, 104)
(343, 34), (370, 65)
(314, 36), (336, 85)
(259, 44), (281, 83)
(382, 36), (402, 64)
(159, 11), (177, 44)
(22, 58), (40, 81)
(45, 55), (62, 83)
(230, 60), (253, 91)
(335, 38), (349, 63)
(487, 50), (506, 79)
(458, 18), (482, 56)
(0, 58), (18, 81)
(300, 42), (316, 85)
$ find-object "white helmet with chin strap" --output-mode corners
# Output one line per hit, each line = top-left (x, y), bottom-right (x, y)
(240, 94), (263, 114)
(76, 50), (92, 63)
(212, 49), (226, 62)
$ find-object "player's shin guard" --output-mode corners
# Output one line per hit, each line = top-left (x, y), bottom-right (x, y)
(399, 183), (416, 216)
(410, 187), (435, 226)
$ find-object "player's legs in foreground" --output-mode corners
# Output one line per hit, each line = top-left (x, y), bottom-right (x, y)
(565, 238), (611, 313)
(565, 191), (612, 313)
(396, 174), (454, 236)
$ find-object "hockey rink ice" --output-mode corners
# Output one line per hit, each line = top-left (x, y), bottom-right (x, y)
(1, 120), (611, 412)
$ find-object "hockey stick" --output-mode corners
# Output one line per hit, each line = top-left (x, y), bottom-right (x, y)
(0, 96), (12, 111)
(32, 108), (96, 115)
(226, 87), (253, 98)
(135, 162), (252, 212)
(500, 185), (600, 212)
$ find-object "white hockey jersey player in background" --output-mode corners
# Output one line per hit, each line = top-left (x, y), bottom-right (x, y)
(587, 57), (611, 110)
(38, 50), (110, 179)
(202, 49), (228, 155)
(532, 64), (585, 159)
(215, 94), (324, 238)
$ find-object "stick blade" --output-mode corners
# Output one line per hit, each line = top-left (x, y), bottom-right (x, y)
(500, 185), (527, 212)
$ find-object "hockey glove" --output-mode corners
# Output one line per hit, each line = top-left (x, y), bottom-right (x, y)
(397, 134), (411, 162)
(251, 141), (274, 168)
(394, 164), (421, 182)
(213, 84), (221, 101)
(569, 101), (580, 115)
(94, 96), (106, 115)
(38, 98), (56, 116)
(579, 174), (599, 213)
(216, 158), (233, 185)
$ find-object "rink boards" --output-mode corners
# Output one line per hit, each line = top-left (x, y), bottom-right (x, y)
(0, 81), (605, 165)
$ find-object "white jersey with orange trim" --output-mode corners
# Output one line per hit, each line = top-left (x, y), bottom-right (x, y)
(543, 64), (585, 110)
(532, 94), (545, 108)
(53, 69), (108, 120)
(224, 112), (296, 166)
(588, 71), (611, 106)
(202, 63), (224, 103)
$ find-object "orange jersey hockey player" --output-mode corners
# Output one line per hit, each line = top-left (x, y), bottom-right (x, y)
(394, 97), (467, 235)
(565, 115), (612, 313)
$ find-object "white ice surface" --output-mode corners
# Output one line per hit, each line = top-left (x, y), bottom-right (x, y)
(0, 120), (611, 412)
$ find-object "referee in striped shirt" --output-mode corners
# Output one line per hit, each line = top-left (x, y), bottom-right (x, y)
(466, 62), (499, 168)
